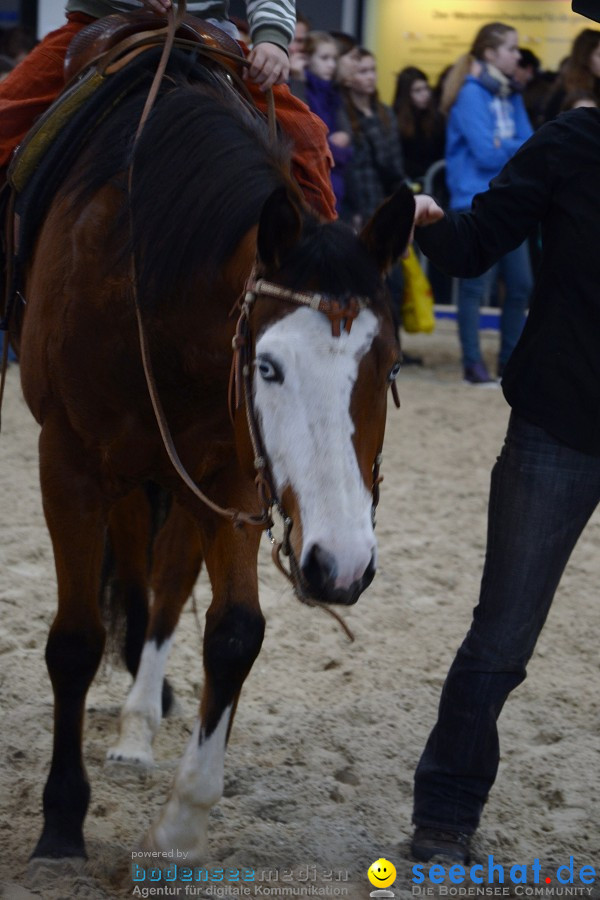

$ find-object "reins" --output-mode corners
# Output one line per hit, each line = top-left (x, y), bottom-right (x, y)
(127, 0), (277, 530)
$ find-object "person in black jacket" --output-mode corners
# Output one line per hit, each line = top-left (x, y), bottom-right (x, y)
(392, 66), (446, 183)
(408, 102), (600, 863)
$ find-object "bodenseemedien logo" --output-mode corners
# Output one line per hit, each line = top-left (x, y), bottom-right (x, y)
(412, 855), (595, 895)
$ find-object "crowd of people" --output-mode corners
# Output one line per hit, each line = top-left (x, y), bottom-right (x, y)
(287, 15), (600, 382)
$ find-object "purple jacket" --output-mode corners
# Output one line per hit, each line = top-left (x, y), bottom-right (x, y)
(305, 70), (352, 211)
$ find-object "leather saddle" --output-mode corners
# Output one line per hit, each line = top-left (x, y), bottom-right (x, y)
(64, 10), (244, 82)
(8, 12), (245, 262)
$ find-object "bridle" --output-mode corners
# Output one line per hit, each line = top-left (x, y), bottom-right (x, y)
(227, 277), (396, 604)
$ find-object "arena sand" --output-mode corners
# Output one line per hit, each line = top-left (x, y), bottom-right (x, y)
(1, 321), (599, 900)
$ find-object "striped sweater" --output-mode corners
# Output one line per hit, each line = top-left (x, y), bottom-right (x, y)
(64, 0), (295, 48)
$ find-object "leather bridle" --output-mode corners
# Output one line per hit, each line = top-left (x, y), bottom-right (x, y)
(230, 278), (386, 514)
(228, 278), (393, 597)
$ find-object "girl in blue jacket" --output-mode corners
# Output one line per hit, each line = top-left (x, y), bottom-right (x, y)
(441, 22), (533, 384)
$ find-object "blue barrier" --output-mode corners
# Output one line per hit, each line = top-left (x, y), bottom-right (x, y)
(434, 306), (501, 331)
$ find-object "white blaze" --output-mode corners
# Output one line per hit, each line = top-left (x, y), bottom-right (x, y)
(254, 306), (379, 589)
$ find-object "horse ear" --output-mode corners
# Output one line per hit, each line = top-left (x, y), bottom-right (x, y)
(257, 185), (303, 269)
(359, 184), (416, 272)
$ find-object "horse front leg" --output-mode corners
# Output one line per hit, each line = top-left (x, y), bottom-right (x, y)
(31, 415), (106, 861)
(107, 500), (203, 767)
(144, 513), (264, 861)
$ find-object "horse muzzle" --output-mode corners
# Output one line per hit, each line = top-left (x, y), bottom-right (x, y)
(299, 544), (376, 606)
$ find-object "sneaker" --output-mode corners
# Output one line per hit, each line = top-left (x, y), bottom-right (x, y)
(463, 361), (495, 386)
(411, 827), (472, 864)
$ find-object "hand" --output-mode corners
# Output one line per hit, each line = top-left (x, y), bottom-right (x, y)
(329, 131), (351, 148)
(246, 42), (290, 91)
(140, 0), (172, 11)
(414, 194), (444, 227)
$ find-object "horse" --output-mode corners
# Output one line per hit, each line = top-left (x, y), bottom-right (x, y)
(12, 47), (415, 864)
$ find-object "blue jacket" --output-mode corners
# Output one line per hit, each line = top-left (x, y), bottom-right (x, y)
(445, 75), (532, 209)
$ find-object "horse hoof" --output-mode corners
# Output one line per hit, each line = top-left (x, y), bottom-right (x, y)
(26, 856), (86, 886)
(106, 745), (154, 769)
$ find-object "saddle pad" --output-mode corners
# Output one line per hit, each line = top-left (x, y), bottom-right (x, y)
(8, 67), (106, 195)
(11, 57), (151, 264)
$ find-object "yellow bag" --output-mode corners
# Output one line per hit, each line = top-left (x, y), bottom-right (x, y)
(400, 246), (435, 334)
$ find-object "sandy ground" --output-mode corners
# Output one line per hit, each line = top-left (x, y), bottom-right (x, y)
(1, 321), (599, 900)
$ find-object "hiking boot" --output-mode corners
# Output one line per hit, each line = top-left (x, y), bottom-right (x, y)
(463, 361), (495, 386)
(411, 827), (472, 864)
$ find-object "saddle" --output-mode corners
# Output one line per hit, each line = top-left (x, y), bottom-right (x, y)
(9, 12), (244, 197)
(6, 12), (246, 266)
(64, 10), (244, 83)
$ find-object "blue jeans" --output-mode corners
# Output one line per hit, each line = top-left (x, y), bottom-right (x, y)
(457, 240), (532, 368)
(413, 413), (600, 834)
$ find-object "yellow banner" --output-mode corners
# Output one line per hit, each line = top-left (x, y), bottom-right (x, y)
(365, 0), (588, 104)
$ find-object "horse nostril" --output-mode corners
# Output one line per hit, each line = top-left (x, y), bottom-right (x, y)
(301, 544), (338, 599)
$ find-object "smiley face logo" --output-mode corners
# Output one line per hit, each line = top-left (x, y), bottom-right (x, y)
(367, 858), (397, 888)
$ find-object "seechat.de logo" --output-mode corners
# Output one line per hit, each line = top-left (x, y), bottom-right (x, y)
(412, 855), (596, 894)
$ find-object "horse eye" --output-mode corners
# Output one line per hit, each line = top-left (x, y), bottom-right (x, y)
(388, 361), (402, 382)
(256, 356), (283, 383)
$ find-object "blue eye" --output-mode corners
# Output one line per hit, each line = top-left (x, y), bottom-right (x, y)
(388, 361), (401, 382)
(256, 356), (283, 383)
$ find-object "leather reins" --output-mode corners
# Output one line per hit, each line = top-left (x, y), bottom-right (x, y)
(127, 0), (276, 531)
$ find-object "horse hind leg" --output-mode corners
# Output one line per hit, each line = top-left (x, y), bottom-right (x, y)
(107, 500), (203, 768)
(32, 415), (106, 861)
(144, 501), (264, 861)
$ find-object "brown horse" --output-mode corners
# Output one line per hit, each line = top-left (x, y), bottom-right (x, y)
(13, 50), (414, 863)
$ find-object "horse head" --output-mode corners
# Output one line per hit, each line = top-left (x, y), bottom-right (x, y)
(243, 184), (415, 606)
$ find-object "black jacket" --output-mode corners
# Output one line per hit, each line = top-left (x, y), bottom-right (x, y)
(416, 108), (600, 455)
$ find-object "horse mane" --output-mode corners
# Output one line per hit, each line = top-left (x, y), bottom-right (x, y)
(69, 51), (294, 308)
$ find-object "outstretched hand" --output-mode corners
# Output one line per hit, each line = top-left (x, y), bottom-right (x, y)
(414, 194), (445, 227)
(246, 43), (290, 91)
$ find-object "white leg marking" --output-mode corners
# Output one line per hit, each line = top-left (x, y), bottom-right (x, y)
(106, 636), (173, 767)
(255, 307), (379, 587)
(143, 707), (231, 861)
